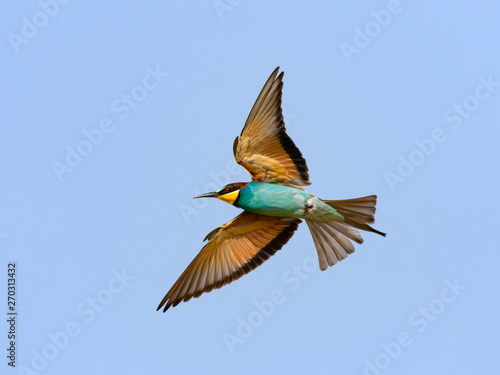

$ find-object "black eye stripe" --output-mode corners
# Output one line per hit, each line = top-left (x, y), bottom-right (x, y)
(219, 185), (242, 195)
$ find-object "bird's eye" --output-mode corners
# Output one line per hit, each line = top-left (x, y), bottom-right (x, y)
(223, 187), (229, 193)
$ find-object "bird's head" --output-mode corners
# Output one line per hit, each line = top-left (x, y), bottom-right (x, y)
(193, 182), (248, 205)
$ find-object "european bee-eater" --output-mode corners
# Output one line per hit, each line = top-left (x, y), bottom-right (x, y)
(158, 67), (385, 312)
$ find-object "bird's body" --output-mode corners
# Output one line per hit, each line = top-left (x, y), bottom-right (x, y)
(236, 181), (344, 222)
(157, 67), (386, 312)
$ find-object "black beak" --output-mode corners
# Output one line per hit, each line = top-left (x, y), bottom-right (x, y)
(193, 192), (218, 199)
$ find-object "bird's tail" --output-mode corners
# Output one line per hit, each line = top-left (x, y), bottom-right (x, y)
(306, 195), (386, 271)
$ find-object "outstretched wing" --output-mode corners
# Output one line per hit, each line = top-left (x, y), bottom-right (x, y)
(233, 67), (311, 188)
(157, 212), (301, 312)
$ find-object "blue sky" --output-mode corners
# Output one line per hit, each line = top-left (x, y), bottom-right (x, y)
(2, 1), (499, 374)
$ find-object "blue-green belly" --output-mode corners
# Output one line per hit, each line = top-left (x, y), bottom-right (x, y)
(236, 181), (343, 222)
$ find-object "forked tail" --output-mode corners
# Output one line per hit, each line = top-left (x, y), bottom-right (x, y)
(306, 195), (386, 271)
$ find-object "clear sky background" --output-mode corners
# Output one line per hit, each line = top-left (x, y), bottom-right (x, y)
(2, 1), (499, 374)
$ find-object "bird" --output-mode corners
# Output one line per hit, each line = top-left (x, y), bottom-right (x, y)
(157, 67), (386, 312)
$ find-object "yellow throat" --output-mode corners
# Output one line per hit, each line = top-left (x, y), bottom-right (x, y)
(216, 190), (239, 205)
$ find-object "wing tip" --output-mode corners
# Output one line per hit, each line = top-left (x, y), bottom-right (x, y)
(157, 300), (170, 313)
(268, 67), (284, 88)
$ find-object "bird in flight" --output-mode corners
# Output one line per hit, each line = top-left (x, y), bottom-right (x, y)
(157, 67), (385, 312)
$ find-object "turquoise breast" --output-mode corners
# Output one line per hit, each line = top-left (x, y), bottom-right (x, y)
(236, 182), (309, 217)
(235, 181), (340, 223)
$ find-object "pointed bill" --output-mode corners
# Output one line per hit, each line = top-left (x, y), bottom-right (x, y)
(157, 212), (301, 312)
(193, 192), (218, 199)
(233, 67), (311, 188)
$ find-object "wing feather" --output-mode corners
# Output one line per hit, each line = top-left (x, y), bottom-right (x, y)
(157, 212), (301, 312)
(234, 67), (311, 188)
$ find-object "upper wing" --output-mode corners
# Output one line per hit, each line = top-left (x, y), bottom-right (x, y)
(233, 67), (311, 188)
(157, 212), (301, 312)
